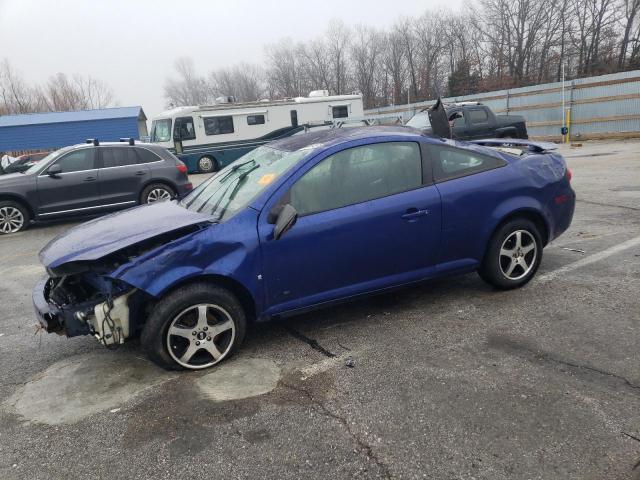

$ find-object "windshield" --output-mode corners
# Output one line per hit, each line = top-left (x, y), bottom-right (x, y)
(23, 148), (68, 174)
(180, 146), (310, 221)
(406, 112), (431, 129)
(151, 119), (172, 142)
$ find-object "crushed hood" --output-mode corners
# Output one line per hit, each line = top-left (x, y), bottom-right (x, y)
(40, 201), (213, 269)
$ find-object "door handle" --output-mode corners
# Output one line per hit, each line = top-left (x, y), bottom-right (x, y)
(83, 176), (97, 182)
(135, 170), (147, 176)
(401, 208), (430, 220)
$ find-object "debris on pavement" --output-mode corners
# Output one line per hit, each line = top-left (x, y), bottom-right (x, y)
(561, 247), (586, 253)
(345, 356), (355, 368)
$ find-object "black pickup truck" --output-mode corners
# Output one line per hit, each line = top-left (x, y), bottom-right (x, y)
(406, 102), (528, 140)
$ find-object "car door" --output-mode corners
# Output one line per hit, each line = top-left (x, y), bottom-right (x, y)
(426, 143), (510, 264)
(258, 140), (442, 315)
(465, 107), (493, 139)
(36, 147), (101, 215)
(97, 146), (149, 206)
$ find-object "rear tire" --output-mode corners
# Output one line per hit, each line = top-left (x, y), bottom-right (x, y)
(198, 156), (217, 174)
(140, 183), (175, 204)
(0, 200), (30, 234)
(478, 219), (542, 290)
(141, 283), (247, 371)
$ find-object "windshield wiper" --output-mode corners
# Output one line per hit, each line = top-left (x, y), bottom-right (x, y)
(209, 164), (260, 220)
(219, 159), (256, 183)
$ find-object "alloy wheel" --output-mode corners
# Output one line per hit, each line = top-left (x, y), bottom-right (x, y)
(499, 230), (537, 280)
(166, 303), (236, 369)
(147, 188), (172, 203)
(0, 206), (24, 234)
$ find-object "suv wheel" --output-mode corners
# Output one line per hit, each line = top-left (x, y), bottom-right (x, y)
(141, 183), (175, 204)
(141, 283), (247, 371)
(198, 156), (217, 174)
(478, 219), (542, 289)
(0, 201), (30, 234)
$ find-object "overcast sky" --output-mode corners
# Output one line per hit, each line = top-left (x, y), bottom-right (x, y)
(0, 0), (463, 118)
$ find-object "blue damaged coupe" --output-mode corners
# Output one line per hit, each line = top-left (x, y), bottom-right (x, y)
(33, 127), (575, 370)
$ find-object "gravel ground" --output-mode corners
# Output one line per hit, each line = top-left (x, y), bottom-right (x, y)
(0, 140), (638, 479)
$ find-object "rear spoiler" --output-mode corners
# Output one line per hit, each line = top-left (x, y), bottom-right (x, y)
(470, 139), (558, 153)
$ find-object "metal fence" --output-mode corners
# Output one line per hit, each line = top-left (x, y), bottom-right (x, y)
(364, 70), (640, 141)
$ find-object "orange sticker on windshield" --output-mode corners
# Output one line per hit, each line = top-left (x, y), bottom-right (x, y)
(258, 173), (276, 185)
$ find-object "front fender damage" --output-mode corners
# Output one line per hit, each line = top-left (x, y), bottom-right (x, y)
(34, 226), (209, 346)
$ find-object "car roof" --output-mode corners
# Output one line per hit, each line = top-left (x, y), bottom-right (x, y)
(270, 126), (426, 152)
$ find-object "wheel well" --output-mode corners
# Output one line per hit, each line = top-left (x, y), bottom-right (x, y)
(494, 210), (549, 246)
(0, 194), (34, 219)
(160, 275), (257, 323)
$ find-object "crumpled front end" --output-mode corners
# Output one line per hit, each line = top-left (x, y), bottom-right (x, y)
(33, 271), (140, 346)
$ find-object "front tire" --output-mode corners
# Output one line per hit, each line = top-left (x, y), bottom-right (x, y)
(141, 283), (247, 371)
(478, 219), (542, 289)
(0, 200), (30, 234)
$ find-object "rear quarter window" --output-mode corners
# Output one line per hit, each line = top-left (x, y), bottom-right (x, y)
(428, 145), (506, 182)
(136, 148), (163, 164)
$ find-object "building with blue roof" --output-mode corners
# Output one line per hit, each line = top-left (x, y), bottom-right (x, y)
(0, 106), (147, 154)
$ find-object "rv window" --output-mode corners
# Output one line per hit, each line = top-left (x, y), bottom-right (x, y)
(332, 106), (349, 119)
(174, 117), (196, 141)
(247, 115), (265, 125)
(204, 116), (235, 135)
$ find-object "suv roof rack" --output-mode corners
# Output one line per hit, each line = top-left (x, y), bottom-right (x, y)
(85, 138), (99, 146)
(119, 138), (135, 145)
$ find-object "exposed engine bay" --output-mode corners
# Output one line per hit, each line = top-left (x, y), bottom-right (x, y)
(40, 273), (136, 346)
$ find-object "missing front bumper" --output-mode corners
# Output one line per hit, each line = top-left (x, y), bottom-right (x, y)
(32, 276), (135, 346)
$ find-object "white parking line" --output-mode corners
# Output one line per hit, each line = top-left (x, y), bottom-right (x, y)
(538, 235), (640, 282)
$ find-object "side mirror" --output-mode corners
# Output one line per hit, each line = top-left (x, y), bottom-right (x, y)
(47, 164), (62, 176)
(273, 204), (298, 240)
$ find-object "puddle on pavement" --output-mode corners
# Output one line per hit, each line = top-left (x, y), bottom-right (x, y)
(3, 353), (282, 425)
(196, 357), (281, 401)
(3, 352), (175, 425)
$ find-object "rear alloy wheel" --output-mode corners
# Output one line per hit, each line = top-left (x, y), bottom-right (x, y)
(141, 183), (175, 204)
(0, 201), (29, 234)
(141, 283), (246, 371)
(198, 156), (217, 174)
(478, 219), (542, 289)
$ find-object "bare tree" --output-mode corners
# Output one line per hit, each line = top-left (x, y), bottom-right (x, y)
(164, 57), (211, 107)
(325, 19), (352, 94)
(350, 25), (385, 108)
(618, 0), (640, 68)
(209, 63), (267, 102)
(265, 39), (308, 98)
(0, 59), (42, 114)
(41, 73), (114, 111)
(382, 29), (407, 105)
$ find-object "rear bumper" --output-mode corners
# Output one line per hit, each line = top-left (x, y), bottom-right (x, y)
(550, 188), (576, 241)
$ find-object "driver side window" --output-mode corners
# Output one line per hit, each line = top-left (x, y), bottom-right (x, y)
(290, 142), (423, 216)
(52, 149), (96, 173)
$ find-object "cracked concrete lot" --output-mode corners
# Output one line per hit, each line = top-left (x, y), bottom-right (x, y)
(0, 140), (639, 479)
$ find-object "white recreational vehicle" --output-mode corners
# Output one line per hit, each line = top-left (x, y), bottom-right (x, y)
(149, 91), (364, 173)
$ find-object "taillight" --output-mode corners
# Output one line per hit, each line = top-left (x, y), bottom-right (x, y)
(176, 161), (188, 174)
(566, 168), (572, 182)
